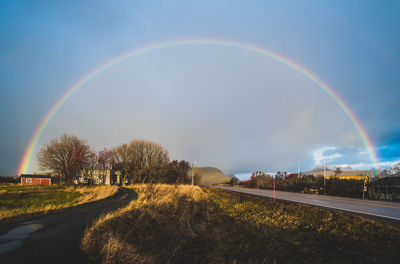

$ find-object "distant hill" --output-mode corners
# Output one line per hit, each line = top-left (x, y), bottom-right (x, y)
(303, 165), (375, 178)
(380, 162), (400, 177)
(192, 167), (231, 186)
(304, 164), (354, 173)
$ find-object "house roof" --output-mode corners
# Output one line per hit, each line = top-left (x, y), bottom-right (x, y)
(338, 170), (372, 176)
(21, 174), (51, 179)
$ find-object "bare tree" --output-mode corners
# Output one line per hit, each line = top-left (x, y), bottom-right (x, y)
(112, 140), (169, 184)
(166, 160), (191, 184)
(37, 134), (91, 185)
(111, 144), (130, 185)
(128, 140), (169, 183)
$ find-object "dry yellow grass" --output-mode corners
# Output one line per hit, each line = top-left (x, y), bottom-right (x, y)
(72, 185), (119, 204)
(0, 185), (119, 225)
(82, 185), (400, 264)
(82, 184), (227, 263)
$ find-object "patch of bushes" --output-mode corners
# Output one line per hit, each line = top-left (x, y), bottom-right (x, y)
(242, 174), (365, 198)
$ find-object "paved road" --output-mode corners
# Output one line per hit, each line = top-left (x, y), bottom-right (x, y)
(0, 188), (137, 264)
(218, 186), (400, 221)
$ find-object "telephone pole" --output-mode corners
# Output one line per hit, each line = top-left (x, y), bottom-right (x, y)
(298, 162), (301, 178)
(191, 161), (197, 185)
(324, 162), (326, 196)
(273, 174), (276, 201)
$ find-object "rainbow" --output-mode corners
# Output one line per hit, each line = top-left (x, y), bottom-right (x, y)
(17, 38), (379, 175)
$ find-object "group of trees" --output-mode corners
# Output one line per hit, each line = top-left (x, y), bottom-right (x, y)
(0, 175), (20, 183)
(111, 140), (191, 184)
(38, 134), (193, 185)
(236, 172), (366, 198)
(240, 172), (274, 189)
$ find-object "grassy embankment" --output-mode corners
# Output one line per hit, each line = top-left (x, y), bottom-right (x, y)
(193, 167), (231, 186)
(82, 184), (400, 264)
(0, 184), (119, 226)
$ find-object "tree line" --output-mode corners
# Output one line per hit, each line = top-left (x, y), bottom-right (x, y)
(235, 172), (366, 198)
(37, 134), (193, 185)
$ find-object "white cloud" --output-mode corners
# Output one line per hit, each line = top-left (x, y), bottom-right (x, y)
(311, 145), (400, 170)
(313, 147), (343, 165)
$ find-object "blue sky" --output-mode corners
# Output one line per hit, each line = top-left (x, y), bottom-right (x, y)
(1, 0), (399, 176)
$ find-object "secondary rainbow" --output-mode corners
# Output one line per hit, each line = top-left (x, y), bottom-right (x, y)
(17, 38), (379, 175)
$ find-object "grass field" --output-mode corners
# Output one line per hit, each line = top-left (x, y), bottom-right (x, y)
(81, 184), (400, 264)
(0, 184), (119, 226)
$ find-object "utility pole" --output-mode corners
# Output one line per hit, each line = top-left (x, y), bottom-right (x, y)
(298, 162), (300, 178)
(324, 162), (326, 196)
(297, 161), (302, 178)
(273, 174), (275, 201)
(191, 161), (197, 185)
(362, 177), (367, 200)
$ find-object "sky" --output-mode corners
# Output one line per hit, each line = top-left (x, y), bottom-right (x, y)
(1, 0), (400, 176)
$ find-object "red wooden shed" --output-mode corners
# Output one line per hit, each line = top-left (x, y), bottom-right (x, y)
(21, 174), (52, 185)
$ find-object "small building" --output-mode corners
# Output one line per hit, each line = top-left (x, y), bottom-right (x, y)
(307, 170), (373, 182)
(324, 174), (369, 183)
(76, 169), (120, 185)
(21, 174), (52, 185)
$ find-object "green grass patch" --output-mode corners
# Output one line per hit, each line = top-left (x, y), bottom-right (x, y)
(0, 185), (81, 209)
(0, 184), (118, 226)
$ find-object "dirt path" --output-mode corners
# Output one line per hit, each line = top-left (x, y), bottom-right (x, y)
(0, 187), (137, 264)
